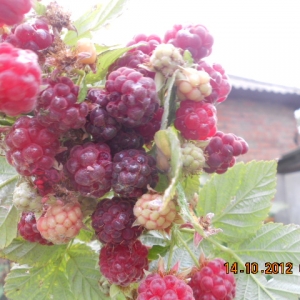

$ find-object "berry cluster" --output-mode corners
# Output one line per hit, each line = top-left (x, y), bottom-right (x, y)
(0, 5), (246, 298)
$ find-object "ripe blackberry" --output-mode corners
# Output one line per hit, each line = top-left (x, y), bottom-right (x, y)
(137, 273), (195, 300)
(105, 67), (160, 128)
(112, 149), (158, 198)
(0, 43), (41, 116)
(18, 212), (53, 246)
(36, 201), (83, 244)
(35, 77), (88, 134)
(181, 142), (205, 175)
(107, 127), (144, 156)
(0, 0), (32, 26)
(174, 100), (217, 140)
(85, 106), (121, 142)
(127, 33), (161, 55)
(11, 19), (54, 52)
(64, 142), (112, 198)
(33, 168), (62, 196)
(86, 88), (109, 107)
(133, 193), (177, 230)
(197, 61), (231, 104)
(5, 116), (60, 176)
(188, 258), (236, 299)
(164, 24), (214, 61)
(13, 182), (43, 212)
(99, 240), (149, 287)
(176, 68), (212, 102)
(150, 43), (184, 77)
(108, 50), (155, 78)
(91, 197), (143, 244)
(204, 131), (249, 174)
(134, 107), (164, 143)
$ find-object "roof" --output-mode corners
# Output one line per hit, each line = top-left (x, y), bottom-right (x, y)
(229, 75), (300, 96)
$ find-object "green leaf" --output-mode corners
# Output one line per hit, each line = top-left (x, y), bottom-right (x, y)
(64, 0), (128, 46)
(160, 71), (178, 130)
(0, 238), (68, 266)
(160, 127), (182, 211)
(235, 223), (300, 267)
(148, 245), (170, 260)
(197, 161), (277, 243)
(85, 46), (132, 84)
(5, 263), (74, 300)
(78, 76), (88, 102)
(66, 243), (109, 300)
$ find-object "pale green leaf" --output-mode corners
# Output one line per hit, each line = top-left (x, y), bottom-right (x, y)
(85, 46), (132, 84)
(0, 238), (68, 266)
(33, 0), (47, 15)
(181, 174), (201, 201)
(0, 205), (18, 249)
(5, 263), (74, 300)
(64, 0), (127, 46)
(0, 156), (18, 205)
(235, 223), (300, 267)
(66, 243), (109, 300)
(197, 161), (277, 243)
(235, 273), (300, 300)
(78, 76), (88, 102)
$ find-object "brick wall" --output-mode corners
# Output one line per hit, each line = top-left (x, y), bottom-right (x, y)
(216, 89), (299, 162)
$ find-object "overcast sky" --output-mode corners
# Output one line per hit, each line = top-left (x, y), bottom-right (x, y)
(49, 0), (300, 88)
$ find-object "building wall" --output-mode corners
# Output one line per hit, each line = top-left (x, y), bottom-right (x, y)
(216, 90), (299, 162)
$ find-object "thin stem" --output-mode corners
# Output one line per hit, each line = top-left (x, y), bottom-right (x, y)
(167, 239), (175, 270)
(177, 232), (199, 268)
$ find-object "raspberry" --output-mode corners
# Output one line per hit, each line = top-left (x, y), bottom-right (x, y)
(133, 193), (177, 230)
(204, 131), (249, 174)
(64, 142), (112, 198)
(91, 197), (143, 244)
(127, 33), (161, 55)
(197, 61), (231, 104)
(36, 201), (83, 244)
(181, 142), (205, 175)
(18, 212), (53, 246)
(174, 100), (217, 140)
(0, 43), (41, 116)
(5, 116), (60, 176)
(13, 182), (43, 212)
(188, 258), (236, 299)
(0, 0), (32, 26)
(150, 43), (184, 77)
(164, 24), (214, 61)
(85, 106), (121, 142)
(112, 149), (158, 198)
(137, 273), (195, 300)
(107, 127), (144, 156)
(99, 240), (149, 287)
(35, 77), (88, 134)
(108, 50), (155, 78)
(86, 88), (109, 107)
(75, 38), (97, 64)
(105, 67), (160, 128)
(134, 107), (164, 143)
(176, 68), (212, 101)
